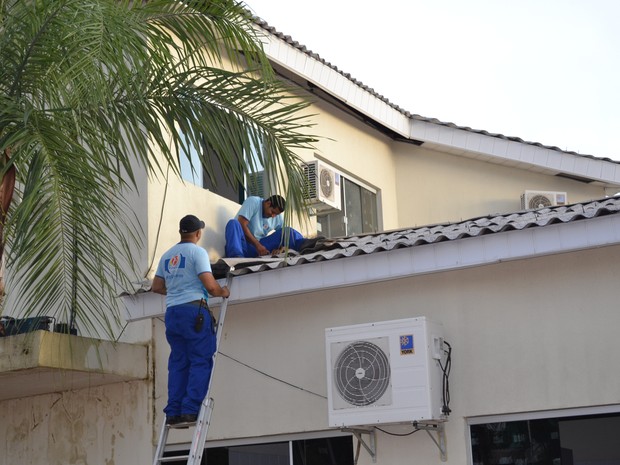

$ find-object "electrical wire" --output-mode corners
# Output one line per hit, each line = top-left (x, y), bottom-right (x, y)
(220, 352), (327, 400)
(374, 426), (421, 437)
(439, 340), (452, 415)
(146, 165), (171, 275)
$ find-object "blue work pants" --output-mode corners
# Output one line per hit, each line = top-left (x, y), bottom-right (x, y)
(164, 302), (215, 416)
(224, 219), (304, 258)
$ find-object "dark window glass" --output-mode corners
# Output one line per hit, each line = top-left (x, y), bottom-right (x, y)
(343, 179), (362, 235)
(470, 412), (620, 465)
(227, 442), (289, 465)
(292, 436), (354, 465)
(361, 188), (378, 234)
(201, 142), (243, 204)
(178, 129), (268, 205)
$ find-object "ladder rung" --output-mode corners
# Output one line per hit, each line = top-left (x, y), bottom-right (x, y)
(158, 455), (190, 462)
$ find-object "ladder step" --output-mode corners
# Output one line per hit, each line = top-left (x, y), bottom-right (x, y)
(168, 421), (196, 429)
(158, 455), (190, 462)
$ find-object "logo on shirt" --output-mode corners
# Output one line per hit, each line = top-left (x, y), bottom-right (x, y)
(165, 254), (185, 273)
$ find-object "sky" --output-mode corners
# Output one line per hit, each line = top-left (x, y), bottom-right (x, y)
(243, 0), (620, 160)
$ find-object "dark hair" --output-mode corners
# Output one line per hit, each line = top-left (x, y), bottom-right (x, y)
(266, 194), (286, 211)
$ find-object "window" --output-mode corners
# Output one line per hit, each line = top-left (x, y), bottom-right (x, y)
(469, 410), (620, 465)
(178, 129), (267, 204)
(179, 134), (203, 187)
(163, 435), (354, 465)
(317, 177), (378, 237)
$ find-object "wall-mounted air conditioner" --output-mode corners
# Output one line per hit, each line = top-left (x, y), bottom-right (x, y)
(521, 190), (568, 210)
(302, 160), (342, 211)
(325, 317), (446, 428)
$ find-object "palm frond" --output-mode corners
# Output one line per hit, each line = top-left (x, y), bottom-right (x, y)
(0, 0), (318, 339)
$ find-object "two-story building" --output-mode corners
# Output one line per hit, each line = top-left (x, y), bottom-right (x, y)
(2, 15), (620, 465)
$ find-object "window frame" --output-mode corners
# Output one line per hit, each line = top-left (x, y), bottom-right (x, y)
(177, 127), (271, 204)
(317, 174), (380, 237)
(467, 404), (620, 465)
(163, 431), (355, 465)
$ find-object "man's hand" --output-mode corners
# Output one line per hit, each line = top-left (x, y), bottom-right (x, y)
(200, 273), (230, 298)
(256, 243), (270, 256)
(151, 276), (166, 295)
(238, 215), (269, 256)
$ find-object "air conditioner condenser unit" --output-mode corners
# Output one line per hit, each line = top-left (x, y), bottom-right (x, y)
(521, 190), (568, 209)
(302, 160), (342, 211)
(325, 317), (447, 428)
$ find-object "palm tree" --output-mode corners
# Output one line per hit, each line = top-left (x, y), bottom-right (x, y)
(0, 0), (316, 339)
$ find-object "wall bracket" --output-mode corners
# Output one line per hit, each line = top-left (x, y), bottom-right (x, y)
(413, 421), (447, 462)
(342, 428), (376, 463)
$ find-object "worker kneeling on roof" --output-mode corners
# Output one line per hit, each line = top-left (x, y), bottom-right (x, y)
(151, 215), (230, 426)
(224, 195), (323, 257)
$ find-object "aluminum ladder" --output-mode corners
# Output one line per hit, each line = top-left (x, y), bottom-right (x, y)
(152, 275), (233, 465)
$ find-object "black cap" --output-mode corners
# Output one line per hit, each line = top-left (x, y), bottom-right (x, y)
(179, 215), (205, 233)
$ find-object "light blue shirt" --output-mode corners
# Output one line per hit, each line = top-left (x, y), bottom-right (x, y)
(155, 242), (212, 307)
(237, 196), (283, 239)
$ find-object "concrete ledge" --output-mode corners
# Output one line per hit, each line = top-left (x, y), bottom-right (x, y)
(0, 331), (148, 401)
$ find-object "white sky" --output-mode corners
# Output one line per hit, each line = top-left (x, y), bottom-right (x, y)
(243, 0), (620, 160)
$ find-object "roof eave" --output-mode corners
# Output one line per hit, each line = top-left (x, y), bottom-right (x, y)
(254, 22), (620, 187)
(124, 214), (620, 321)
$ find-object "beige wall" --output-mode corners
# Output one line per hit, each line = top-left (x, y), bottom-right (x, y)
(143, 97), (401, 270)
(146, 243), (620, 464)
(0, 381), (151, 465)
(143, 103), (611, 262)
(146, 173), (239, 274)
(303, 100), (399, 231)
(393, 144), (608, 227)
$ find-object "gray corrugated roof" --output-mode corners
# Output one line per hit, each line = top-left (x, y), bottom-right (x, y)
(212, 196), (620, 279)
(253, 17), (619, 164)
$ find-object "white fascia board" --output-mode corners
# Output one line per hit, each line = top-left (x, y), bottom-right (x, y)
(259, 29), (410, 138)
(410, 119), (620, 185)
(124, 215), (620, 321)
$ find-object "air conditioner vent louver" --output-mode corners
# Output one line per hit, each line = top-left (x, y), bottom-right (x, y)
(521, 190), (567, 210)
(333, 339), (391, 407)
(302, 160), (342, 211)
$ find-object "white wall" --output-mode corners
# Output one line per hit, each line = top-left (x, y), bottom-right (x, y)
(148, 243), (620, 464)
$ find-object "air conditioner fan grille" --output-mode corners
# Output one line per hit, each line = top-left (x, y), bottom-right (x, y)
(333, 340), (391, 406)
(319, 168), (334, 199)
(528, 194), (552, 209)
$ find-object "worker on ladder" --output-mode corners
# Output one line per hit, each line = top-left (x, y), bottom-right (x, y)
(152, 214), (230, 426)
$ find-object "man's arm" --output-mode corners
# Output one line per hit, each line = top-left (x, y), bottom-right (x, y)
(199, 272), (230, 298)
(151, 276), (166, 295)
(237, 215), (269, 256)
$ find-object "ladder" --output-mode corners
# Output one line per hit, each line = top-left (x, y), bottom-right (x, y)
(153, 275), (233, 465)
